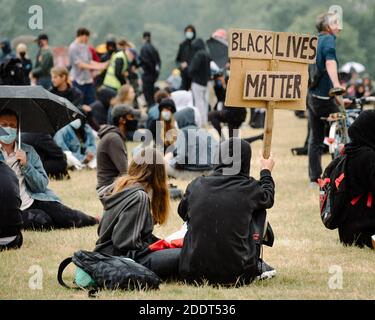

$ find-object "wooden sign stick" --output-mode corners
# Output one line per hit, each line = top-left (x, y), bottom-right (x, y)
(263, 59), (279, 159)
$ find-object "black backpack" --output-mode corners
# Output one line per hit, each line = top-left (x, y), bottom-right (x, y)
(58, 250), (161, 296)
(308, 63), (323, 90)
(0, 58), (26, 85)
(318, 155), (349, 229)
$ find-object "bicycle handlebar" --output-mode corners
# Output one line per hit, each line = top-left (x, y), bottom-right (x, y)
(329, 87), (346, 97)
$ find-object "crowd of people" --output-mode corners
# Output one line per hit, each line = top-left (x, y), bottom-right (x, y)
(0, 11), (375, 289)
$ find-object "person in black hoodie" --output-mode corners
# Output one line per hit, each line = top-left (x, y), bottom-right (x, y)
(176, 25), (197, 90)
(95, 148), (180, 278)
(188, 38), (211, 126)
(178, 138), (276, 285)
(140, 32), (161, 108)
(337, 110), (375, 248)
(0, 162), (23, 251)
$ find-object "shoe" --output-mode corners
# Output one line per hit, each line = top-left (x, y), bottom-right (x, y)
(256, 259), (276, 280)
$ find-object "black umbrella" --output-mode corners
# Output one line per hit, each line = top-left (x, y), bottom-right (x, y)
(0, 85), (84, 133)
(206, 37), (228, 69)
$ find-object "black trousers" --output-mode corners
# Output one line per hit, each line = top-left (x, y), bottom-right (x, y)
(307, 95), (339, 182)
(0, 163), (22, 238)
(136, 248), (181, 279)
(22, 200), (97, 230)
(208, 110), (240, 139)
(142, 75), (156, 108)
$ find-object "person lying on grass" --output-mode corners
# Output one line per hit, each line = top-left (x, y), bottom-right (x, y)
(94, 148), (181, 279)
(0, 108), (98, 231)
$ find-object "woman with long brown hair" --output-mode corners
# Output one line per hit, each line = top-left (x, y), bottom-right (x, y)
(94, 148), (181, 278)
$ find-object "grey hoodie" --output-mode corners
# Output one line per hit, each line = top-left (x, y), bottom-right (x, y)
(96, 125), (128, 190)
(171, 108), (218, 171)
(94, 184), (158, 258)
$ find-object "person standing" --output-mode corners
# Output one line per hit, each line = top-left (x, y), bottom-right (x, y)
(176, 25), (197, 90)
(69, 28), (107, 105)
(16, 43), (32, 85)
(188, 38), (211, 127)
(140, 32), (161, 108)
(31, 34), (54, 89)
(308, 12), (346, 184)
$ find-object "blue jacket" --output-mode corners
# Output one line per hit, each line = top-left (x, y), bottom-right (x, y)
(54, 124), (96, 162)
(0, 143), (60, 203)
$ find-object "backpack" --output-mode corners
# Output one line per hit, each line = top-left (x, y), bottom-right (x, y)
(57, 250), (161, 296)
(0, 58), (26, 85)
(308, 63), (323, 90)
(318, 155), (349, 230)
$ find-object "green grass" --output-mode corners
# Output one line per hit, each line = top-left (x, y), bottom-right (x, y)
(1, 110), (375, 300)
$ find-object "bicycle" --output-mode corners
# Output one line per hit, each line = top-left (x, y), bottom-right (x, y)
(323, 87), (375, 159)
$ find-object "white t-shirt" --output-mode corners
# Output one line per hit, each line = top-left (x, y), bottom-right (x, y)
(1, 144), (34, 210)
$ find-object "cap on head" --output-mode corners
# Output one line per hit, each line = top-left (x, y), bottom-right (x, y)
(37, 34), (48, 42)
(111, 104), (140, 120)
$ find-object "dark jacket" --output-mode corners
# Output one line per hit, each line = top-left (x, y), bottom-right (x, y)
(90, 87), (117, 125)
(22, 133), (67, 176)
(33, 47), (54, 79)
(0, 162), (22, 237)
(0, 39), (15, 64)
(140, 41), (161, 80)
(94, 184), (158, 259)
(50, 85), (83, 107)
(175, 26), (196, 64)
(188, 39), (211, 86)
(178, 138), (275, 284)
(96, 125), (128, 190)
(338, 110), (375, 248)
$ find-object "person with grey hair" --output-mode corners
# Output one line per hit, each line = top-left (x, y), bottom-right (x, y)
(308, 12), (344, 185)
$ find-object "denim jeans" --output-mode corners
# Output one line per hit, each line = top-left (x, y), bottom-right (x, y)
(73, 81), (96, 105)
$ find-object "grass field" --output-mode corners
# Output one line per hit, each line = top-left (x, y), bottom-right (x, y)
(1, 109), (375, 300)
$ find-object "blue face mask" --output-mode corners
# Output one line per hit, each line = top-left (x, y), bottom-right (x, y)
(0, 127), (17, 145)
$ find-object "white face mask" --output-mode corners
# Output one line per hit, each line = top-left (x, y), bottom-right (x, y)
(161, 110), (172, 121)
(70, 119), (82, 130)
(185, 31), (194, 40)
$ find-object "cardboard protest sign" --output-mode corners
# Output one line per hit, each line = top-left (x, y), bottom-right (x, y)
(225, 28), (318, 157)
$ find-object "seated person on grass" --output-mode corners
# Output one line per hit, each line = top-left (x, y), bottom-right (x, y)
(0, 109), (98, 231)
(0, 161), (23, 251)
(54, 119), (97, 170)
(178, 138), (276, 285)
(95, 148), (181, 279)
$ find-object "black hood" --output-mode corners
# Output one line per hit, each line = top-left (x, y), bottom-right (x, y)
(184, 25), (196, 40)
(175, 107), (196, 129)
(97, 87), (116, 108)
(347, 110), (375, 151)
(1, 39), (12, 55)
(192, 38), (206, 52)
(213, 138), (251, 177)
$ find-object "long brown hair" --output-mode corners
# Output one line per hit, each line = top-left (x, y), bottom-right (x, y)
(111, 84), (134, 106)
(113, 148), (170, 225)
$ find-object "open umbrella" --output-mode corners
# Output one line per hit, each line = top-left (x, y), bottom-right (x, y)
(11, 35), (37, 49)
(0, 85), (85, 145)
(340, 62), (366, 74)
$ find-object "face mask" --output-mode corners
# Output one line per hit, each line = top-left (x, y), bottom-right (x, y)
(70, 119), (82, 130)
(126, 119), (138, 132)
(185, 31), (194, 40)
(0, 127), (17, 145)
(161, 111), (172, 121)
(19, 52), (26, 59)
